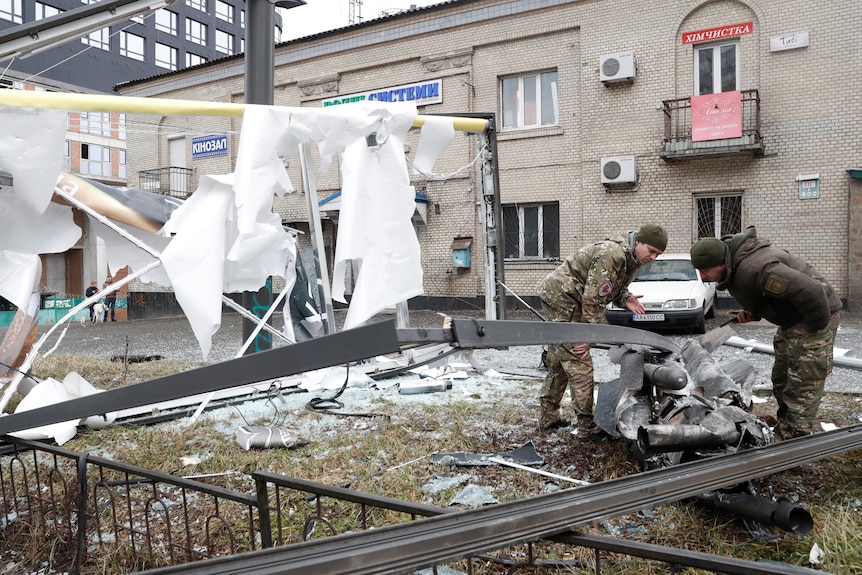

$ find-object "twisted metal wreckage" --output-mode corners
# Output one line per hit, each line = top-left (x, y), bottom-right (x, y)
(1, 92), (860, 574)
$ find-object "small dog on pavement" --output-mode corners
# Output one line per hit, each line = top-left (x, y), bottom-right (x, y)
(92, 302), (107, 323)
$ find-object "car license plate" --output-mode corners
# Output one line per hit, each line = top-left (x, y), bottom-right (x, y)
(632, 313), (665, 322)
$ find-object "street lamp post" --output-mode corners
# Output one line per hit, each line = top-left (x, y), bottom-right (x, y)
(241, 0), (306, 353)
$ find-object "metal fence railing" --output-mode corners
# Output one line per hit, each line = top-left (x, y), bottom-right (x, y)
(0, 437), (262, 574)
(661, 89), (762, 150)
(4, 427), (858, 575)
(138, 167), (193, 199)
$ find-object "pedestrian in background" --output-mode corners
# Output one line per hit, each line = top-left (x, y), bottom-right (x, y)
(537, 224), (667, 441)
(690, 226), (842, 440)
(103, 277), (117, 321)
(85, 280), (99, 322)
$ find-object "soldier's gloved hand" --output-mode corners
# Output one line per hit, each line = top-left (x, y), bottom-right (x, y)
(572, 343), (591, 357)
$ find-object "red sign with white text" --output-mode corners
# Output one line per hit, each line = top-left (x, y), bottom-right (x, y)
(682, 22), (753, 44)
(691, 91), (743, 142)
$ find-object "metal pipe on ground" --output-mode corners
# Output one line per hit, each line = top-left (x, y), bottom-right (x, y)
(699, 492), (813, 535)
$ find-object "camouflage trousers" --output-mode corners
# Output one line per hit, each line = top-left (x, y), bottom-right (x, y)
(771, 311), (840, 440)
(540, 341), (598, 436)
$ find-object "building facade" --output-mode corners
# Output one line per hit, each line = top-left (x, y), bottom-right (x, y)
(117, 0), (862, 312)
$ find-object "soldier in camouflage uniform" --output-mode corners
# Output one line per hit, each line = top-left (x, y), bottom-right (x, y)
(691, 226), (842, 440)
(537, 224), (667, 439)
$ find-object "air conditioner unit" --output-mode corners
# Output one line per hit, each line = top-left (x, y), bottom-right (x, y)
(601, 156), (637, 184)
(599, 51), (636, 84)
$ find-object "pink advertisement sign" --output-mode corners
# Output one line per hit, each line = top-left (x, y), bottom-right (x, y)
(691, 91), (743, 142)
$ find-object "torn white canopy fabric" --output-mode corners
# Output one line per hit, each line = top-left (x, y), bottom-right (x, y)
(0, 108), (67, 214)
(312, 103), (421, 329)
(161, 174), (296, 358)
(412, 114), (455, 176)
(237, 102), (427, 330)
(11, 372), (116, 445)
(0, 109), (80, 311)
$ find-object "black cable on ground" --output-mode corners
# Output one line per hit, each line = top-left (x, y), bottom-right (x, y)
(305, 363), (390, 423)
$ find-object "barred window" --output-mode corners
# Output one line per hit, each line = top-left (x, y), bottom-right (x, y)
(503, 202), (560, 259)
(695, 193), (742, 239)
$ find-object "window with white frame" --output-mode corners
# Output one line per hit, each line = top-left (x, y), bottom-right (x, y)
(63, 140), (70, 171)
(0, 0), (22, 23)
(34, 1), (61, 19)
(155, 9), (177, 34)
(695, 42), (739, 96)
(120, 31), (145, 60)
(186, 0), (206, 12)
(500, 70), (558, 130)
(80, 112), (111, 136)
(154, 42), (177, 70)
(502, 202), (560, 259)
(695, 193), (742, 239)
(215, 29), (234, 55)
(81, 27), (110, 51)
(80, 144), (111, 177)
(186, 18), (207, 45)
(185, 52), (206, 67)
(119, 150), (126, 178)
(216, 0), (233, 23)
(118, 114), (126, 140)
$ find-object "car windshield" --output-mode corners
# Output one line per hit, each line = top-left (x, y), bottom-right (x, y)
(633, 259), (697, 282)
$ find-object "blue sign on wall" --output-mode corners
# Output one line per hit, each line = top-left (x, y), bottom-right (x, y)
(192, 134), (229, 159)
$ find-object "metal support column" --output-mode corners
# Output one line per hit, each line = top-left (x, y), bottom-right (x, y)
(476, 115), (505, 320)
(299, 142), (335, 334)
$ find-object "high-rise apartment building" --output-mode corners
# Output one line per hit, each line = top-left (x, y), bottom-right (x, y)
(0, 0), (268, 93)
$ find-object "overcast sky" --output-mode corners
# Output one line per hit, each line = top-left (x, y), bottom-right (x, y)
(279, 0), (443, 41)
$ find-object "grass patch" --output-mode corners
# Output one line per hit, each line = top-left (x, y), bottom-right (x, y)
(3, 354), (861, 574)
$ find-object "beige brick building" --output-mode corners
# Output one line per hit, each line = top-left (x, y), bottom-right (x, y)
(118, 0), (862, 312)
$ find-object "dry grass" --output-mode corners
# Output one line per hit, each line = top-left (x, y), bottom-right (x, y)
(3, 355), (861, 574)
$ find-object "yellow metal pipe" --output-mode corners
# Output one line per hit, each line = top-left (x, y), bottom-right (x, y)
(0, 89), (488, 132)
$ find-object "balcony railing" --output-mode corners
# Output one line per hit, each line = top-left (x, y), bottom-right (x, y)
(138, 166), (193, 199)
(660, 89), (763, 161)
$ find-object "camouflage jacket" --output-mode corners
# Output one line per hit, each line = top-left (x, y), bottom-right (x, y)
(717, 226), (842, 331)
(538, 234), (640, 324)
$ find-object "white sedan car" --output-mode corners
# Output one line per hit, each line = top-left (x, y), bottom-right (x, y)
(605, 253), (717, 334)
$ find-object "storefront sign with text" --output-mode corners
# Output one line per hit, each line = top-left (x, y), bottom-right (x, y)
(682, 22), (753, 44)
(691, 91), (742, 142)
